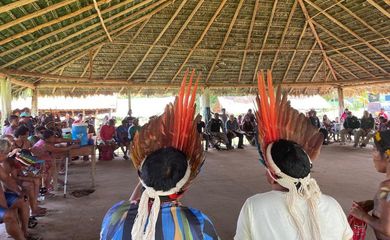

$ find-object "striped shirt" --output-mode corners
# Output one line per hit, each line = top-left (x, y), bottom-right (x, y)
(101, 200), (219, 240)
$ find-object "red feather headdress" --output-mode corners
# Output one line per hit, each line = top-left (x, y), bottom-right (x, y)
(255, 70), (324, 172)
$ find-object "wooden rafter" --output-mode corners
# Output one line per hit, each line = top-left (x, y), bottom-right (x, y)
(304, 0), (390, 63)
(0, 0), (37, 13)
(309, 61), (324, 82)
(325, 70), (332, 82)
(367, 0), (390, 18)
(282, 22), (308, 82)
(127, 0), (189, 81)
(330, 37), (390, 52)
(0, 0), (77, 33)
(93, 0), (112, 42)
(328, 58), (359, 79)
(3, 0), (164, 69)
(298, 0), (338, 82)
(170, 0), (229, 83)
(81, 46), (103, 77)
(321, 41), (376, 77)
(238, 0), (259, 82)
(338, 2), (390, 44)
(105, 19), (150, 80)
(270, 0), (298, 71)
(145, 0), (205, 83)
(252, 0), (279, 82)
(313, 21), (387, 73)
(309, 0), (345, 20)
(205, 0), (245, 83)
(0, 0), (139, 57)
(52, 67), (65, 94)
(25, 0), (171, 72)
(294, 41), (317, 82)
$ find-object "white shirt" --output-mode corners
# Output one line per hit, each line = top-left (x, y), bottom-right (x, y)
(235, 191), (353, 240)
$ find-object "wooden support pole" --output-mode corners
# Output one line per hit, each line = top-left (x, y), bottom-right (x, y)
(31, 89), (38, 116)
(127, 89), (132, 115)
(337, 87), (344, 117)
(0, 77), (12, 133)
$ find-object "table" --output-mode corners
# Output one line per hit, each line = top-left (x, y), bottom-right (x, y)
(53, 145), (96, 197)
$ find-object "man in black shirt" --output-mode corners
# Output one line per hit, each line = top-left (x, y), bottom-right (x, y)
(207, 113), (229, 150)
(340, 111), (360, 145)
(353, 111), (375, 148)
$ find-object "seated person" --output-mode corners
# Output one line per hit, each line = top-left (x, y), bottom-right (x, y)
(31, 130), (78, 191)
(0, 138), (32, 240)
(128, 118), (141, 143)
(101, 80), (218, 239)
(226, 114), (244, 149)
(28, 126), (46, 146)
(116, 120), (130, 160)
(340, 111), (360, 145)
(98, 119), (118, 160)
(241, 115), (256, 146)
(3, 115), (19, 137)
(12, 126), (32, 150)
(378, 116), (388, 131)
(354, 111), (375, 148)
(207, 113), (229, 150)
(196, 115), (209, 150)
(351, 130), (390, 239)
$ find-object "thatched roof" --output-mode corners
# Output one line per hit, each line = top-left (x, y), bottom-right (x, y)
(0, 0), (389, 96)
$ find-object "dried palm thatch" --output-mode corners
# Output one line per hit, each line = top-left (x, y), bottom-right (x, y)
(0, 0), (389, 96)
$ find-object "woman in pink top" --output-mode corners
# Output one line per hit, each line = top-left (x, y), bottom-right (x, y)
(31, 130), (77, 190)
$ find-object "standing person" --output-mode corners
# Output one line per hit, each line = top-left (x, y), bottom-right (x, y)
(73, 113), (84, 124)
(354, 110), (375, 148)
(378, 108), (388, 120)
(220, 108), (228, 133)
(128, 118), (141, 143)
(124, 109), (135, 127)
(116, 120), (130, 160)
(207, 113), (229, 150)
(237, 114), (243, 128)
(340, 112), (360, 145)
(3, 115), (19, 137)
(101, 77), (218, 240)
(308, 110), (321, 128)
(226, 114), (244, 149)
(244, 109), (255, 123)
(341, 108), (349, 122)
(350, 130), (390, 239)
(235, 71), (352, 240)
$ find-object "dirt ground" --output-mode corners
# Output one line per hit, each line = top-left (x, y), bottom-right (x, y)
(0, 142), (382, 239)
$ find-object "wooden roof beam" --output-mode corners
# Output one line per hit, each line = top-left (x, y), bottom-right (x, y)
(309, 61), (324, 82)
(205, 0), (245, 83)
(304, 0), (390, 63)
(338, 2), (390, 44)
(252, 0), (279, 82)
(0, 0), (37, 13)
(105, 19), (150, 80)
(329, 37), (390, 52)
(367, 0), (390, 18)
(294, 41), (317, 82)
(25, 0), (171, 72)
(308, 0), (345, 20)
(145, 0), (205, 83)
(0, 0), (78, 33)
(238, 0), (259, 82)
(270, 0), (298, 71)
(313, 21), (387, 73)
(298, 0), (338, 82)
(4, 0), (165, 69)
(282, 22), (308, 82)
(170, 0), (229, 83)
(0, 0), (140, 57)
(93, 0), (112, 42)
(328, 58), (359, 79)
(126, 0), (189, 81)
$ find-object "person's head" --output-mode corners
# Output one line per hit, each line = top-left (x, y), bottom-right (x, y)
(197, 115), (202, 122)
(77, 113), (83, 120)
(347, 111), (352, 117)
(108, 119), (115, 126)
(344, 108), (349, 113)
(0, 138), (11, 162)
(121, 120), (127, 126)
(133, 118), (139, 126)
(380, 116), (387, 124)
(381, 108), (385, 113)
(363, 110), (369, 118)
(34, 126), (46, 138)
(335, 117), (339, 122)
(238, 114), (242, 120)
(214, 113), (219, 119)
(267, 139), (311, 185)
(140, 147), (188, 193)
(229, 114), (235, 121)
(323, 115), (328, 121)
(14, 125), (29, 139)
(42, 130), (55, 142)
(9, 115), (19, 127)
(221, 108), (226, 114)
(373, 130), (390, 173)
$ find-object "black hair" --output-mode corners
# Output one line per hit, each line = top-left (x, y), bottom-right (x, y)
(14, 125), (29, 138)
(42, 130), (54, 140)
(140, 147), (188, 192)
(8, 115), (18, 121)
(271, 139), (311, 179)
(34, 126), (46, 134)
(374, 130), (390, 156)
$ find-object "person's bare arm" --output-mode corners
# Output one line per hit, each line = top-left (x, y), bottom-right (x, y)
(0, 166), (22, 195)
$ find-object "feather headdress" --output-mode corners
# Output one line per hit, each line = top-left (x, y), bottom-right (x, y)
(255, 70), (324, 171)
(130, 69), (204, 240)
(255, 70), (324, 240)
